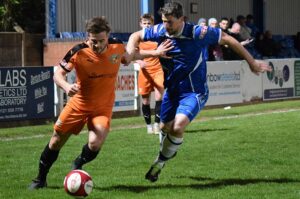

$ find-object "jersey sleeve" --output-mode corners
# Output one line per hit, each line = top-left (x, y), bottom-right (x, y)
(194, 25), (222, 46)
(142, 24), (163, 42)
(59, 43), (89, 72)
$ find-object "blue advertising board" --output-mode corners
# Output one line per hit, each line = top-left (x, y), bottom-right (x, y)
(0, 67), (54, 121)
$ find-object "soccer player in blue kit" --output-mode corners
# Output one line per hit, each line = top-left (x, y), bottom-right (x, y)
(126, 2), (272, 182)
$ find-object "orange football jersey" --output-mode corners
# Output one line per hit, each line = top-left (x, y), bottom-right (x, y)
(61, 39), (125, 111)
(138, 41), (162, 74)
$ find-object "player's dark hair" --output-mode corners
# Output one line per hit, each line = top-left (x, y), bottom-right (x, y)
(85, 16), (111, 34)
(159, 2), (183, 19)
(140, 13), (154, 23)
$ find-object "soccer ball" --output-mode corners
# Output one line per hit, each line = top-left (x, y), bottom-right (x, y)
(64, 170), (93, 198)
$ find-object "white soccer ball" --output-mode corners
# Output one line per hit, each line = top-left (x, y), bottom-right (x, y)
(64, 170), (93, 198)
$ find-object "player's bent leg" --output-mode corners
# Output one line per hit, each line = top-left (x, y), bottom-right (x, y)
(29, 131), (71, 190)
(145, 133), (183, 182)
(172, 113), (190, 137)
(145, 159), (165, 182)
(88, 124), (109, 150)
(29, 143), (55, 189)
(145, 128), (168, 182)
(145, 116), (188, 182)
(49, 130), (72, 150)
(145, 96), (178, 182)
(71, 143), (100, 170)
(72, 123), (109, 170)
(159, 122), (172, 147)
(158, 114), (188, 162)
(159, 128), (167, 146)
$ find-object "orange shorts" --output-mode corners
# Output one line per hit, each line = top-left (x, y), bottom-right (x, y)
(138, 69), (164, 95)
(54, 104), (112, 134)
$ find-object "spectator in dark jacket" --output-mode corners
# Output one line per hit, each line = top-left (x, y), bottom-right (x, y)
(255, 30), (281, 57)
(246, 14), (260, 38)
(222, 23), (253, 60)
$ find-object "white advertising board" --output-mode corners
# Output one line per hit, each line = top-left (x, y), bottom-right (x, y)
(206, 61), (243, 105)
(240, 61), (263, 102)
(262, 59), (296, 100)
(113, 63), (135, 111)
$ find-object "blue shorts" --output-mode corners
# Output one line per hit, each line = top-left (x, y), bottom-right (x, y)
(160, 92), (208, 123)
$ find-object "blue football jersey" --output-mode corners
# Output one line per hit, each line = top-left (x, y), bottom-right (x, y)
(142, 23), (221, 94)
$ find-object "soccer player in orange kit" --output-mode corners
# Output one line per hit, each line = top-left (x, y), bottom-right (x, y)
(137, 14), (165, 134)
(29, 16), (173, 189)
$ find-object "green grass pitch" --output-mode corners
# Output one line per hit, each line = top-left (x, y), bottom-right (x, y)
(1, 100), (300, 199)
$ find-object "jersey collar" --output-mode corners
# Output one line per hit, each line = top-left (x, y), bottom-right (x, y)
(165, 22), (185, 38)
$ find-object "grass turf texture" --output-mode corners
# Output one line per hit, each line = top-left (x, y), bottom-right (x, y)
(0, 100), (300, 198)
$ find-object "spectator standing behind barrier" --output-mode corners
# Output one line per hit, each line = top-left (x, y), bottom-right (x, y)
(222, 22), (253, 60)
(236, 15), (252, 40)
(208, 18), (217, 28)
(136, 14), (164, 134)
(246, 14), (260, 38)
(126, 2), (272, 183)
(208, 18), (223, 61)
(255, 30), (281, 58)
(255, 32), (265, 57)
(219, 17), (229, 33)
(197, 18), (206, 26)
(28, 16), (172, 190)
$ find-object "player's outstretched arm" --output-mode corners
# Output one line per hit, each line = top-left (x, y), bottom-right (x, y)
(220, 32), (272, 75)
(125, 30), (143, 63)
(139, 39), (173, 58)
(123, 33), (173, 64)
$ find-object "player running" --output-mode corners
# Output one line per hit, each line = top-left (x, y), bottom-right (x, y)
(137, 14), (165, 134)
(28, 16), (172, 189)
(126, 2), (272, 182)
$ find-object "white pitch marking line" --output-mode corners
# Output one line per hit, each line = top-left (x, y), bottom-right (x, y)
(212, 108), (299, 121)
(1, 108), (299, 142)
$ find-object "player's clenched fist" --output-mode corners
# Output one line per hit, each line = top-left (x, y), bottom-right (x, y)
(66, 83), (80, 97)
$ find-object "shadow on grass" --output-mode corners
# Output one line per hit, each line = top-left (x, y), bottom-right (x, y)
(185, 128), (231, 134)
(46, 185), (62, 189)
(94, 176), (300, 193)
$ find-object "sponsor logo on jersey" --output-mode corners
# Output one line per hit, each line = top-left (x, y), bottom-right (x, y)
(109, 54), (120, 64)
(88, 72), (116, 79)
